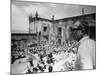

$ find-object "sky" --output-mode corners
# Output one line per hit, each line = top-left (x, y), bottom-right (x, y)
(11, 0), (96, 33)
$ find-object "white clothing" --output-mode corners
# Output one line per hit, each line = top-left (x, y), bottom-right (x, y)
(77, 36), (96, 69)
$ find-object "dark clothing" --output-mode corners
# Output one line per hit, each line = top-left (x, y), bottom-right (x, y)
(33, 67), (38, 73)
(29, 60), (33, 67)
(48, 66), (53, 72)
(47, 53), (54, 64)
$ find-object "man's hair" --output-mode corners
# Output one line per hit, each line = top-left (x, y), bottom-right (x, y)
(70, 21), (89, 41)
(79, 21), (89, 35)
(70, 21), (89, 35)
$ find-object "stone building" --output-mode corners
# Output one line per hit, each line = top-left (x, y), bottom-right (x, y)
(28, 11), (96, 45)
(12, 9), (96, 46)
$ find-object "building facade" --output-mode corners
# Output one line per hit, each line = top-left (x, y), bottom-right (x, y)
(28, 11), (96, 45)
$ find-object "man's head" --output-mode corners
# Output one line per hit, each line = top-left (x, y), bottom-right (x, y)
(70, 20), (89, 41)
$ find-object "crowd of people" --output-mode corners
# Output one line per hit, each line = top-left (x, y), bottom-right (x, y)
(11, 21), (96, 74)
(11, 38), (79, 74)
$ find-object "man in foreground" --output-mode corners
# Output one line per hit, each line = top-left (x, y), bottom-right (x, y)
(70, 21), (96, 70)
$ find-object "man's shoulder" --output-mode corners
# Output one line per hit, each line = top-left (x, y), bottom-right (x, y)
(80, 36), (95, 45)
(84, 38), (95, 45)
(79, 37), (95, 51)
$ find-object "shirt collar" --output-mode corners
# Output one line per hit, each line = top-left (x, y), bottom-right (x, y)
(79, 36), (89, 43)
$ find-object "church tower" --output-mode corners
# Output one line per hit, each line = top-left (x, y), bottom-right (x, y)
(29, 13), (33, 33)
(28, 11), (39, 33)
(35, 11), (39, 18)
